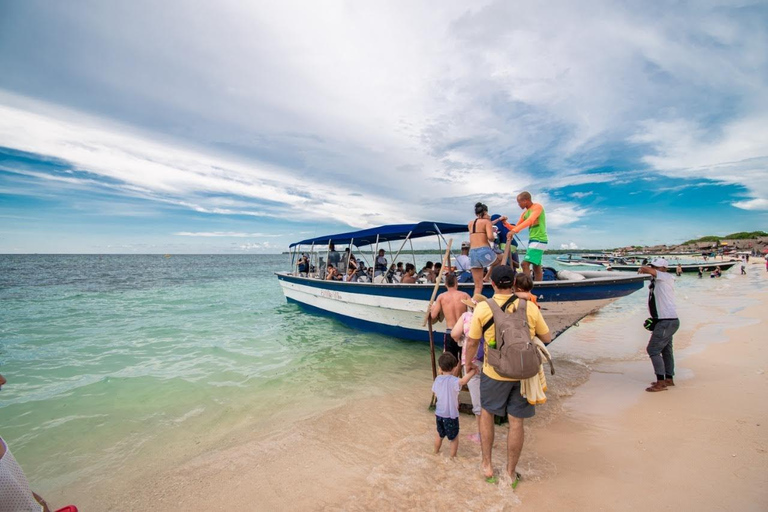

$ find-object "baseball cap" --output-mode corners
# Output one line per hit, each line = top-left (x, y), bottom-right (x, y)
(650, 258), (669, 268)
(461, 241), (470, 249)
(490, 265), (515, 286)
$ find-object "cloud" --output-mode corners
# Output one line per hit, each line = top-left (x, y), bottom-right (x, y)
(174, 231), (281, 238)
(560, 242), (579, 250)
(1, 0), (766, 250)
(570, 191), (593, 199)
(631, 117), (768, 210)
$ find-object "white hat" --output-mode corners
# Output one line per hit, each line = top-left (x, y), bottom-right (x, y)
(650, 258), (669, 268)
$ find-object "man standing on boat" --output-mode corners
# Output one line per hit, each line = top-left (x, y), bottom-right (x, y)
(431, 274), (471, 372)
(638, 258), (680, 392)
(463, 266), (551, 487)
(508, 192), (548, 282)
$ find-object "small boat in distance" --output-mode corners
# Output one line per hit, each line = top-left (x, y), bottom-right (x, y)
(277, 222), (650, 343)
(555, 254), (605, 267)
(608, 260), (739, 273)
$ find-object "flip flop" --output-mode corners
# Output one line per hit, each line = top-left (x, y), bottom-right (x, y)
(511, 472), (522, 489)
(485, 475), (498, 484)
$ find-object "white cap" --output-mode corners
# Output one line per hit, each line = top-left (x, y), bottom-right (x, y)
(650, 258), (669, 268)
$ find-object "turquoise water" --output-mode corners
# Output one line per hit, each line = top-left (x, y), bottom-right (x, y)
(1, 253), (758, 498)
(0, 254), (429, 492)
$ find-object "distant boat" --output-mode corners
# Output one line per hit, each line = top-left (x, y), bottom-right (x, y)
(277, 222), (649, 342)
(608, 261), (739, 273)
(163, 254), (172, 258)
(555, 255), (605, 267)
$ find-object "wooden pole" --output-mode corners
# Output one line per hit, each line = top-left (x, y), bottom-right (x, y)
(422, 238), (453, 326)
(428, 315), (437, 409)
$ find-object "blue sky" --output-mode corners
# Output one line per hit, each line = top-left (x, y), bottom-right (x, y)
(0, 0), (766, 253)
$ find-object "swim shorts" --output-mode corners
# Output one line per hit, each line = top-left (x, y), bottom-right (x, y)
(469, 246), (497, 268)
(444, 333), (462, 361)
(480, 373), (535, 419)
(523, 240), (547, 266)
(435, 416), (460, 440)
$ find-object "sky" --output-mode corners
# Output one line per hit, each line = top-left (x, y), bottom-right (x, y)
(0, 0), (766, 253)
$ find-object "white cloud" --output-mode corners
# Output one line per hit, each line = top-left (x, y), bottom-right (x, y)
(570, 191), (593, 199)
(560, 242), (579, 250)
(1, 0), (766, 246)
(631, 116), (768, 210)
(174, 232), (282, 238)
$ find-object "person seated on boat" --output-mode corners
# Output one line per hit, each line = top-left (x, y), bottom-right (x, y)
(297, 254), (309, 276)
(386, 264), (398, 283)
(395, 261), (405, 278)
(343, 266), (358, 282)
(401, 263), (418, 283)
(374, 249), (388, 277)
(418, 261), (436, 283)
(327, 243), (341, 269)
(468, 202), (499, 297)
(342, 249), (358, 273)
(434, 262), (443, 281)
(325, 264), (342, 281)
(455, 242), (473, 283)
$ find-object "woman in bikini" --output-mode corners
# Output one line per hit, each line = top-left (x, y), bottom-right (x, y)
(467, 202), (500, 297)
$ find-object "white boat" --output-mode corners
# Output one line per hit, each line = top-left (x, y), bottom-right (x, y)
(277, 222), (649, 342)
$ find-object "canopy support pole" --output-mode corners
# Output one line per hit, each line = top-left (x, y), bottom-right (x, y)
(309, 242), (315, 278)
(325, 240), (331, 279)
(409, 238), (417, 268)
(434, 223), (455, 270)
(291, 246), (297, 274)
(347, 239), (354, 273)
(391, 231), (412, 268)
(373, 234), (380, 274)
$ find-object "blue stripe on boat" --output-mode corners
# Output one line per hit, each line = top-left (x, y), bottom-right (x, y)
(286, 297), (437, 342)
(276, 273), (645, 302)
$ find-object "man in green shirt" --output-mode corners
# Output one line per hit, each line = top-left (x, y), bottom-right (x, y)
(508, 191), (548, 282)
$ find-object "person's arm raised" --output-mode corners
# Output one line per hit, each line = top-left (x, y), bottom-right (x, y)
(512, 204), (542, 233)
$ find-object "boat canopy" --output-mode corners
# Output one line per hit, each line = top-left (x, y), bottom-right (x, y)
(289, 221), (468, 248)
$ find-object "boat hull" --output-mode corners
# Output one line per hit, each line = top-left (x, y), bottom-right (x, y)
(609, 261), (738, 273)
(277, 272), (648, 342)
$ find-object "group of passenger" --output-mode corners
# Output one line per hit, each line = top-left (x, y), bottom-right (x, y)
(429, 266), (550, 488)
(425, 191), (553, 487)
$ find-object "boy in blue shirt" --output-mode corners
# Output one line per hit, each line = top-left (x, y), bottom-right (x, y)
(432, 352), (477, 457)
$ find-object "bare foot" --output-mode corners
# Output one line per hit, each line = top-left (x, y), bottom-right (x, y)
(467, 433), (481, 444)
(482, 463), (494, 481)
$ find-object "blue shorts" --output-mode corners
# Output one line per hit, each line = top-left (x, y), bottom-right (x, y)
(469, 246), (497, 269)
(436, 416), (460, 440)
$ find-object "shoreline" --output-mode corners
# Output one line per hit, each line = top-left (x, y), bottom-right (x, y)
(518, 285), (768, 511)
(45, 270), (767, 510)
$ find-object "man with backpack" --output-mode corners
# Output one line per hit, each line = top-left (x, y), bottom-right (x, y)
(463, 266), (551, 488)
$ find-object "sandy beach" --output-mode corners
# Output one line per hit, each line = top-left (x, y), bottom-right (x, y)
(43, 267), (766, 511)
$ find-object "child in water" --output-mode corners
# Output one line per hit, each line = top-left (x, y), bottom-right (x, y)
(432, 352), (476, 458)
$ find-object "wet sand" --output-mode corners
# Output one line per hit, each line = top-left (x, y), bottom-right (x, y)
(52, 271), (767, 511)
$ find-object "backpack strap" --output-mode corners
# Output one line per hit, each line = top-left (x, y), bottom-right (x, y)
(481, 295), (517, 334)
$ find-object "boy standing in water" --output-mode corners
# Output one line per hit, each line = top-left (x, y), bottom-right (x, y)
(432, 353), (476, 457)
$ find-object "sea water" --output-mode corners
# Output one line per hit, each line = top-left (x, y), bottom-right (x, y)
(0, 254), (760, 498)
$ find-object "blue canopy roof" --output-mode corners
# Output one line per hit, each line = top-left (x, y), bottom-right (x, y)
(289, 221), (468, 248)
